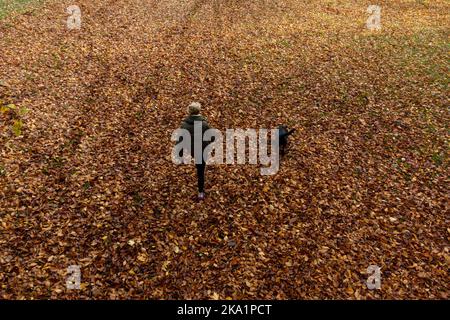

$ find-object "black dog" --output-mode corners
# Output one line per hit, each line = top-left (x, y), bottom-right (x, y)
(277, 125), (296, 156)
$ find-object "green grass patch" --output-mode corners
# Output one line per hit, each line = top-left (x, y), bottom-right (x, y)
(354, 30), (449, 88)
(0, 0), (45, 20)
(431, 152), (444, 166)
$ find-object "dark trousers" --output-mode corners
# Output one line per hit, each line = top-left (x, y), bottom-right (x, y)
(195, 162), (206, 193)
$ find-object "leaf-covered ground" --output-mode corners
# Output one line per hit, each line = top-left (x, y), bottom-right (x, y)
(0, 0), (448, 299)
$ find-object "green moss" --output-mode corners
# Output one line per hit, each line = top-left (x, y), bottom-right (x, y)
(0, 0), (45, 20)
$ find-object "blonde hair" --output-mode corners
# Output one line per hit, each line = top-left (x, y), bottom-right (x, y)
(188, 102), (201, 115)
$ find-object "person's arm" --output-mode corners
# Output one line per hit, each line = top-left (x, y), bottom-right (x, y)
(202, 119), (215, 143)
(202, 118), (211, 131)
(177, 121), (185, 157)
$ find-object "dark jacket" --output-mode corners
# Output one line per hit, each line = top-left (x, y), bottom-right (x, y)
(179, 114), (212, 159)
